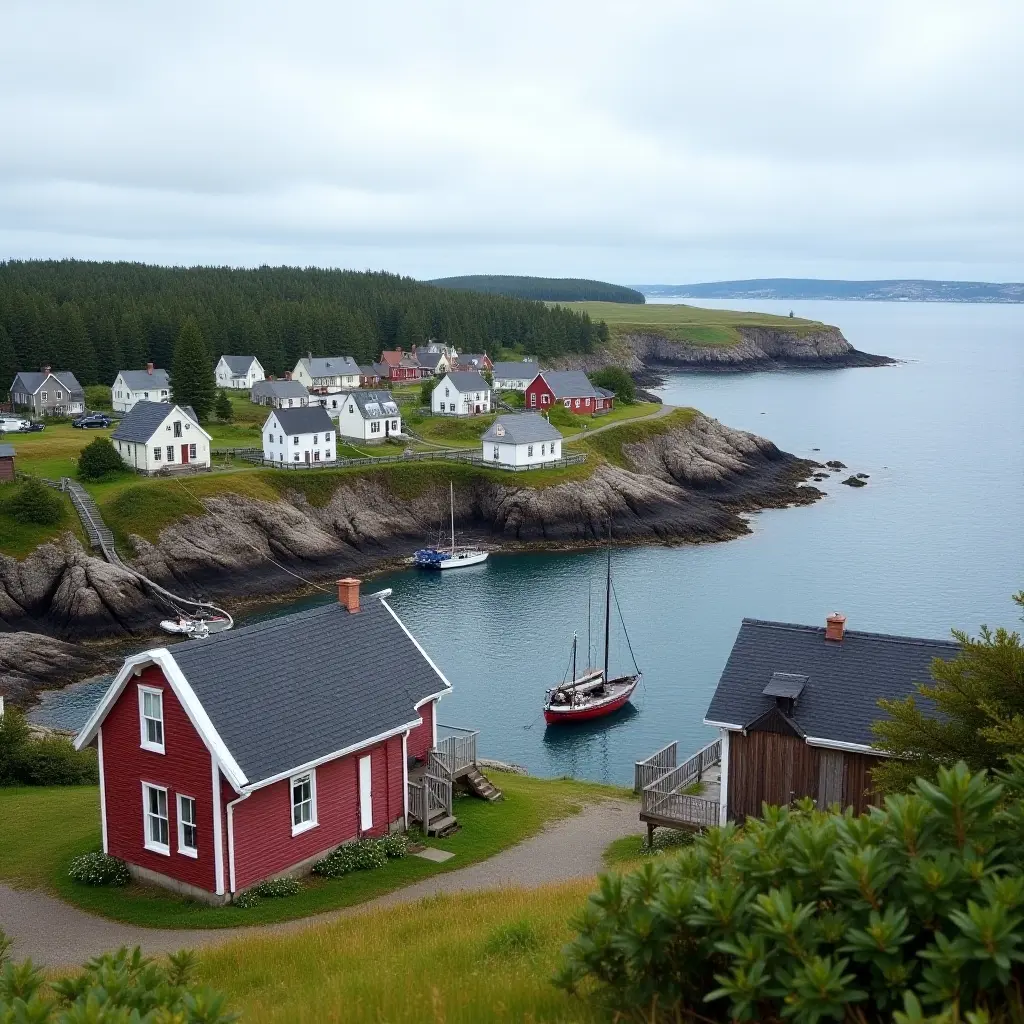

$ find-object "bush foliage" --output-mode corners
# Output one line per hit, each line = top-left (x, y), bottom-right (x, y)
(5, 477), (65, 526)
(588, 365), (636, 404)
(77, 436), (127, 482)
(0, 705), (97, 786)
(557, 761), (1024, 1023)
(312, 834), (407, 879)
(234, 875), (303, 908)
(68, 851), (131, 887)
(0, 937), (237, 1022)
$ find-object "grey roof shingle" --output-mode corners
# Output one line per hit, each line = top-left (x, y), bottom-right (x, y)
(221, 355), (259, 375)
(459, 353), (488, 366)
(117, 369), (170, 391)
(705, 619), (959, 747)
(0, 444), (15, 458)
(111, 401), (200, 442)
(416, 351), (443, 368)
(491, 361), (540, 381)
(269, 406), (336, 435)
(443, 371), (490, 392)
(11, 371), (84, 396)
(299, 356), (360, 378)
(251, 380), (310, 401)
(338, 390), (400, 419)
(481, 412), (563, 445)
(536, 370), (599, 400)
(172, 597), (449, 784)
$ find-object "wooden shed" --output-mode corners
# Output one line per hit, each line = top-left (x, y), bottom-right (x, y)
(0, 444), (15, 483)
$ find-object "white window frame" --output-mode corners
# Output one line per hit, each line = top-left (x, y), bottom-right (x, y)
(290, 770), (317, 836)
(188, 443), (197, 459)
(142, 782), (170, 855)
(138, 685), (165, 753)
(177, 793), (198, 857)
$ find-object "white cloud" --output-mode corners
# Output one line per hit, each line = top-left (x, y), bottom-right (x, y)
(1, 0), (1021, 281)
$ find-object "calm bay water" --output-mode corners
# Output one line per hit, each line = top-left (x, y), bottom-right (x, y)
(30, 300), (1024, 786)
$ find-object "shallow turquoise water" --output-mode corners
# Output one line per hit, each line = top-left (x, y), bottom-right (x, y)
(30, 300), (1024, 786)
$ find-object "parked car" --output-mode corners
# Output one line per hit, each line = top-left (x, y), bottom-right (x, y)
(0, 416), (32, 432)
(72, 413), (111, 429)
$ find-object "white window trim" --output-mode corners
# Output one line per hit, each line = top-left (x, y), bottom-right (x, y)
(290, 769), (318, 836)
(138, 685), (165, 754)
(359, 754), (373, 832)
(142, 781), (170, 855)
(177, 793), (198, 858)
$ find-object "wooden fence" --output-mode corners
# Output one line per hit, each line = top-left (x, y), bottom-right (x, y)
(634, 740), (678, 793)
(638, 737), (722, 830)
(432, 726), (478, 779)
(407, 771), (452, 828)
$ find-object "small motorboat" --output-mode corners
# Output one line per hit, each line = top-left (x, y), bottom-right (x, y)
(160, 616), (198, 635)
(414, 482), (488, 571)
(160, 613), (232, 638)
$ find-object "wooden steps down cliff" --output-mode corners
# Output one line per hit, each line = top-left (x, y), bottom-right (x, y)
(463, 767), (503, 802)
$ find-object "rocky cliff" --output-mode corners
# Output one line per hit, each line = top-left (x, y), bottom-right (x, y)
(0, 413), (823, 699)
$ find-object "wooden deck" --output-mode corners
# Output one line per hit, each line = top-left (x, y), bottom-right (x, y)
(636, 738), (722, 840)
(407, 725), (481, 836)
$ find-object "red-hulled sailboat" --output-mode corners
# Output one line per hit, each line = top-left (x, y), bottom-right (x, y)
(543, 536), (641, 725)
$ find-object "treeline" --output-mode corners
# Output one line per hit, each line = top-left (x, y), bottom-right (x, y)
(0, 261), (609, 388)
(427, 274), (645, 304)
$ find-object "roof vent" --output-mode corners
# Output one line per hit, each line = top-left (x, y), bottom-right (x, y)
(825, 613), (847, 642)
(763, 671), (807, 716)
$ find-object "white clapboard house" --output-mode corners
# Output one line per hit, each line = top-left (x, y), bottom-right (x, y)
(335, 390), (402, 442)
(111, 401), (212, 473)
(491, 361), (540, 391)
(481, 413), (563, 468)
(292, 355), (361, 394)
(262, 406), (337, 465)
(216, 355), (265, 390)
(430, 371), (491, 417)
(250, 379), (311, 409)
(111, 365), (170, 413)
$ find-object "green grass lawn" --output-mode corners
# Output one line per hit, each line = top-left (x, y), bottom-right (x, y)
(0, 773), (632, 929)
(556, 300), (830, 346)
(573, 407), (697, 466)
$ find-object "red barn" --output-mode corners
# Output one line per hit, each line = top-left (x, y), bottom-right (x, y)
(379, 349), (428, 382)
(74, 579), (451, 903)
(525, 370), (614, 416)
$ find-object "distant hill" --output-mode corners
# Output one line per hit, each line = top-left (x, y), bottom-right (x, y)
(428, 275), (645, 304)
(639, 279), (1024, 303)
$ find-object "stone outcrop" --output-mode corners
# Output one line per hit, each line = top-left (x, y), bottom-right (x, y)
(0, 631), (118, 705)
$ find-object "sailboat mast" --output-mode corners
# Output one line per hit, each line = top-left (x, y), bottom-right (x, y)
(587, 583), (592, 670)
(603, 524), (611, 682)
(450, 481), (455, 553)
(572, 631), (577, 684)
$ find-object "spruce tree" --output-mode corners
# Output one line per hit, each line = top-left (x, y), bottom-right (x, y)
(0, 325), (17, 396)
(118, 310), (148, 369)
(170, 315), (215, 421)
(214, 389), (233, 421)
(57, 302), (97, 384)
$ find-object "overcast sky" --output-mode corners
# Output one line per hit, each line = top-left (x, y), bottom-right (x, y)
(2, 1), (1022, 283)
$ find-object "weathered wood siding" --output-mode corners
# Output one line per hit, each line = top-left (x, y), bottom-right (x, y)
(727, 730), (883, 820)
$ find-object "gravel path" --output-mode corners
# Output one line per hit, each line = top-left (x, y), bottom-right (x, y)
(0, 798), (637, 967)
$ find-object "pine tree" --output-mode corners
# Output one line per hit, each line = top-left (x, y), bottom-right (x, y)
(214, 389), (233, 422)
(0, 325), (17, 396)
(170, 315), (216, 421)
(117, 310), (147, 369)
(92, 316), (122, 386)
(57, 302), (97, 385)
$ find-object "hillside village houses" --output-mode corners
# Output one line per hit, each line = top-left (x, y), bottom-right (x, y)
(249, 379), (311, 409)
(9, 368), (85, 417)
(526, 370), (615, 415)
(215, 355), (265, 390)
(481, 412), (564, 468)
(414, 349), (450, 376)
(359, 365), (383, 387)
(491, 360), (541, 391)
(379, 349), (429, 382)
(291, 355), (361, 393)
(457, 352), (493, 372)
(111, 364), (170, 413)
(335, 390), (402, 442)
(111, 401), (212, 473)
(262, 405), (336, 465)
(431, 371), (492, 416)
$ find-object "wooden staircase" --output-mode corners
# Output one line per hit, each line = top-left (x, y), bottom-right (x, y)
(463, 766), (502, 802)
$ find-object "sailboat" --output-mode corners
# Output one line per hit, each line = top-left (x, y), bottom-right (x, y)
(543, 532), (641, 724)
(413, 482), (489, 570)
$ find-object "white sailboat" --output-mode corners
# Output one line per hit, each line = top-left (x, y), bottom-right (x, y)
(414, 483), (488, 570)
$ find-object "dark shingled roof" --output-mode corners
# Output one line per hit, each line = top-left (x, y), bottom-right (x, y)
(443, 370), (490, 392)
(299, 355), (360, 378)
(416, 351), (443, 368)
(172, 597), (449, 784)
(117, 368), (170, 391)
(250, 380), (310, 400)
(11, 371), (84, 395)
(536, 370), (600, 400)
(269, 405), (335, 434)
(111, 401), (200, 443)
(481, 412), (562, 445)
(705, 619), (958, 747)
(220, 355), (259, 375)
(491, 361), (540, 381)
(0, 444), (15, 458)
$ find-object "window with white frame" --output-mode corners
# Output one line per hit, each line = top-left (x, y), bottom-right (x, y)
(143, 783), (170, 853)
(139, 687), (164, 752)
(166, 445), (174, 461)
(56, 390), (63, 400)
(173, 421), (182, 437)
(528, 445), (534, 457)
(189, 443), (197, 459)
(178, 794), (197, 856)
(153, 447), (161, 461)
(292, 436), (299, 444)
(291, 771), (316, 834)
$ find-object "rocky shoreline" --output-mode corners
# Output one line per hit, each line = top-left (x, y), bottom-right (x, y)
(0, 412), (827, 704)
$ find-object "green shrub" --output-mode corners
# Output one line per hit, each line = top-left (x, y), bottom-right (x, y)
(250, 876), (302, 899)
(233, 888), (261, 909)
(215, 389), (234, 422)
(419, 377), (439, 406)
(0, 706), (97, 785)
(380, 832), (408, 859)
(484, 919), (541, 958)
(557, 761), (1024, 1023)
(312, 836), (400, 878)
(547, 404), (586, 430)
(0, 938), (238, 1021)
(83, 384), (112, 410)
(588, 365), (636, 404)
(502, 390), (525, 408)
(68, 851), (130, 886)
(77, 436), (127, 482)
(5, 477), (65, 526)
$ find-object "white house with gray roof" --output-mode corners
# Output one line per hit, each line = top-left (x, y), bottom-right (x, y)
(430, 371), (491, 417)
(111, 364), (170, 413)
(216, 355), (265, 390)
(249, 379), (311, 409)
(9, 369), (85, 417)
(491, 361), (541, 391)
(111, 401), (211, 473)
(262, 406), (336, 465)
(481, 412), (563, 468)
(292, 355), (361, 393)
(335, 390), (402, 442)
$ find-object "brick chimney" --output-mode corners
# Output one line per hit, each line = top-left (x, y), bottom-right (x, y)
(337, 577), (361, 613)
(42, 364), (51, 376)
(284, 370), (292, 380)
(825, 612), (847, 642)
(146, 362), (154, 375)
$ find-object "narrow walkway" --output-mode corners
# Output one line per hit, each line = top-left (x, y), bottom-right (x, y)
(0, 799), (637, 967)
(565, 402), (674, 443)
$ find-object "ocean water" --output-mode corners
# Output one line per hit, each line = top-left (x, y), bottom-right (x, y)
(30, 300), (1024, 786)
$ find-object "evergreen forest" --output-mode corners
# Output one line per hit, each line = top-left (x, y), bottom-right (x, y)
(428, 274), (644, 304)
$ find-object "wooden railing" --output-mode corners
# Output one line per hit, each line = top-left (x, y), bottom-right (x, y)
(634, 740), (678, 793)
(407, 772), (452, 827)
(638, 737), (723, 829)
(433, 725), (478, 779)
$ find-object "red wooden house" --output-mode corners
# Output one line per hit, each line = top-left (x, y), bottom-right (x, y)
(524, 370), (614, 416)
(74, 579), (454, 903)
(379, 349), (429, 382)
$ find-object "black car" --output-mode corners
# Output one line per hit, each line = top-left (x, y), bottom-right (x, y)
(72, 414), (111, 429)
(25, 422), (45, 432)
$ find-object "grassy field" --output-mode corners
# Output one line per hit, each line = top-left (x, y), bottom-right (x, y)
(556, 300), (829, 346)
(572, 407), (697, 466)
(0, 773), (632, 929)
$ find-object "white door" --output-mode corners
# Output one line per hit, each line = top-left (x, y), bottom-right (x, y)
(359, 755), (373, 832)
